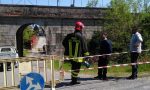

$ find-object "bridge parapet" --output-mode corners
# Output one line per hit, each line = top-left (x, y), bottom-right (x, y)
(0, 4), (107, 19)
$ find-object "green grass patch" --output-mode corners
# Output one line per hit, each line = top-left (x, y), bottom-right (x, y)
(23, 49), (30, 56)
(49, 60), (150, 77)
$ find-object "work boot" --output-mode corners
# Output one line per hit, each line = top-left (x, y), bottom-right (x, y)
(70, 77), (80, 85)
(94, 76), (102, 80)
(103, 75), (108, 80)
(126, 75), (137, 80)
(69, 81), (80, 85)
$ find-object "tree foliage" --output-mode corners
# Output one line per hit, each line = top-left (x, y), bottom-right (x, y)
(23, 26), (35, 43)
(23, 26), (36, 49)
(88, 0), (150, 55)
(103, 0), (149, 51)
(86, 0), (99, 7)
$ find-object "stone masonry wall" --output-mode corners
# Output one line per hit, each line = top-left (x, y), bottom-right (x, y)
(0, 4), (106, 55)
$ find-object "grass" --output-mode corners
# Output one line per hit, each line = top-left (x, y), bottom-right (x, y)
(23, 49), (30, 56)
(49, 60), (150, 77)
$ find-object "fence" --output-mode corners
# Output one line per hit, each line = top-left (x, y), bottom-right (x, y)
(0, 55), (56, 90)
(0, 50), (150, 90)
(60, 49), (150, 78)
(0, 0), (110, 7)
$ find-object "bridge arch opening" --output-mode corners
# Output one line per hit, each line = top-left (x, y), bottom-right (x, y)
(16, 23), (46, 57)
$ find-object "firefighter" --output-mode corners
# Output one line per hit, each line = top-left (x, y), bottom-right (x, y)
(62, 21), (89, 85)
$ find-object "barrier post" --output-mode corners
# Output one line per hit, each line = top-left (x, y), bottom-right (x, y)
(37, 60), (40, 73)
(11, 61), (15, 86)
(3, 62), (7, 87)
(44, 58), (47, 82)
(59, 56), (64, 81)
(50, 55), (55, 90)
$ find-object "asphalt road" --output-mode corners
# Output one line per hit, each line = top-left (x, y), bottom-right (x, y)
(0, 68), (150, 90)
(54, 76), (150, 90)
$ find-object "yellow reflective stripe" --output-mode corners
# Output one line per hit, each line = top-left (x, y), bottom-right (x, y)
(71, 74), (78, 78)
(71, 72), (78, 77)
(74, 40), (79, 57)
(68, 37), (85, 62)
(84, 52), (89, 56)
(72, 71), (78, 75)
(73, 57), (83, 62)
(78, 57), (83, 62)
(69, 39), (73, 58)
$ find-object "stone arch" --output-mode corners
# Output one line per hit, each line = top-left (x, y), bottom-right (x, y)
(16, 23), (46, 57)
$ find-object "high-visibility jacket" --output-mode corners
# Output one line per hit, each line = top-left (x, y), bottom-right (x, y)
(62, 31), (89, 62)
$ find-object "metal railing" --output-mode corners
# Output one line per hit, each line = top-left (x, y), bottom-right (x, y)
(0, 49), (150, 90)
(0, 0), (110, 7)
(0, 55), (56, 90)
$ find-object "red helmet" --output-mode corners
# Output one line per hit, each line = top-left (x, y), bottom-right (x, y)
(75, 21), (84, 31)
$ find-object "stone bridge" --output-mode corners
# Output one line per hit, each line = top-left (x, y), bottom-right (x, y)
(0, 4), (107, 56)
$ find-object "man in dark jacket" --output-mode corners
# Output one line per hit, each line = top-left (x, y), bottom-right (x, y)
(94, 32), (112, 80)
(62, 21), (89, 85)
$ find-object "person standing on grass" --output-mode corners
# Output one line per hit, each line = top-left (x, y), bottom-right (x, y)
(62, 21), (89, 85)
(94, 32), (112, 80)
(127, 26), (143, 80)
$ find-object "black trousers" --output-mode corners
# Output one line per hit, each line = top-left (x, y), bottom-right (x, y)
(131, 52), (139, 77)
(98, 56), (109, 78)
(71, 60), (81, 82)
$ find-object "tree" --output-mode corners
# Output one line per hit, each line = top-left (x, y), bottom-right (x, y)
(86, 0), (99, 7)
(104, 0), (147, 51)
(88, 0), (150, 63)
(23, 26), (35, 49)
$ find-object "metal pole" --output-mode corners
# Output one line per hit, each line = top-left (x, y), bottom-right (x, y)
(36, 0), (37, 5)
(18, 61), (22, 85)
(24, 0), (25, 5)
(57, 0), (59, 6)
(44, 59), (47, 82)
(11, 62), (15, 86)
(3, 62), (7, 87)
(73, 0), (75, 7)
(37, 60), (40, 73)
(59, 57), (64, 81)
(48, 0), (49, 5)
(102, 0), (103, 7)
(50, 56), (55, 90)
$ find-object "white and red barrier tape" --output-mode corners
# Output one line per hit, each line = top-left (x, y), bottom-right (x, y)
(64, 49), (150, 60)
(59, 61), (150, 81)
(68, 61), (150, 72)
(61, 49), (150, 72)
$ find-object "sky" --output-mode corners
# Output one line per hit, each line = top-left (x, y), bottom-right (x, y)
(0, 0), (111, 7)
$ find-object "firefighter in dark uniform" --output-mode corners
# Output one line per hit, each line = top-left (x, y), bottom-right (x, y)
(62, 21), (89, 85)
(94, 32), (112, 80)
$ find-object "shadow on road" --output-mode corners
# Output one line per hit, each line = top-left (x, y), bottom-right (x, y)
(51, 76), (127, 88)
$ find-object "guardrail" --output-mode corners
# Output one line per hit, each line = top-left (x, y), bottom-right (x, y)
(0, 55), (56, 90)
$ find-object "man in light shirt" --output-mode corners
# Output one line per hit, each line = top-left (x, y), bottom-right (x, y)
(127, 26), (143, 79)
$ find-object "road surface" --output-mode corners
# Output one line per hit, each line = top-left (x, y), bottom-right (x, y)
(0, 68), (150, 90)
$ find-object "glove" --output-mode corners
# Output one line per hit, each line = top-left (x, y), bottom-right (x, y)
(83, 61), (90, 68)
(83, 57), (91, 68)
